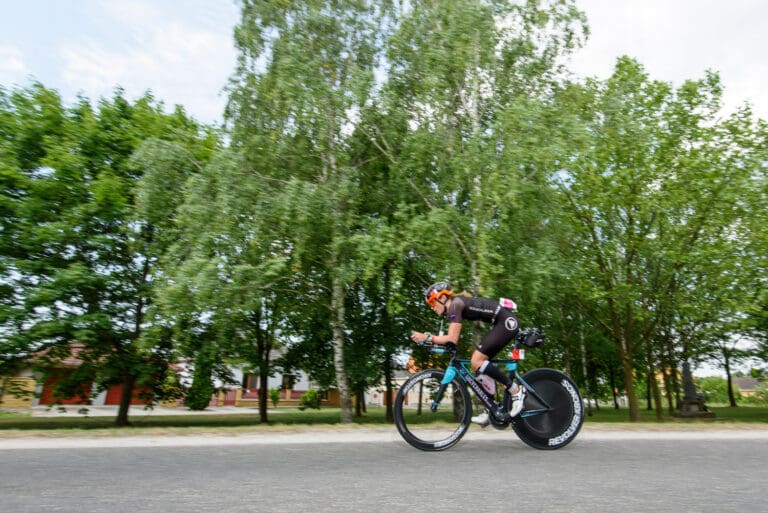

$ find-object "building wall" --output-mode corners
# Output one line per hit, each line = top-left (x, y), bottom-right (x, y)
(0, 377), (36, 408)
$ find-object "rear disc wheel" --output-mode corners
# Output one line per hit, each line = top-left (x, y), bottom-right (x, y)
(511, 368), (583, 450)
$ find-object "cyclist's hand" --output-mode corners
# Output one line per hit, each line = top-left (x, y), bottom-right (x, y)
(410, 331), (427, 344)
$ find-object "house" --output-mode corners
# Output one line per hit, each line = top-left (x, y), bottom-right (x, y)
(732, 376), (762, 398)
(1, 344), (340, 410)
(0, 343), (160, 409)
(366, 357), (448, 408)
(199, 358), (341, 408)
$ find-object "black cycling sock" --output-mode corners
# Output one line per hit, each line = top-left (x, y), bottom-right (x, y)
(478, 361), (513, 389)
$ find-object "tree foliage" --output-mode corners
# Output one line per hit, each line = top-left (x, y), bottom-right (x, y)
(0, 83), (218, 425)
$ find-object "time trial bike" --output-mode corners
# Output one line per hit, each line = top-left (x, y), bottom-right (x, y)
(393, 329), (583, 451)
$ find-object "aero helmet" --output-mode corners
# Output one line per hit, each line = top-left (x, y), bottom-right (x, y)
(424, 281), (453, 307)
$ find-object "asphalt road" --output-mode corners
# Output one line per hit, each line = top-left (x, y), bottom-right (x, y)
(1, 428), (766, 513)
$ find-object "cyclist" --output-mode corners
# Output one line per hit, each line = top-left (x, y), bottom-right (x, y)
(410, 281), (526, 426)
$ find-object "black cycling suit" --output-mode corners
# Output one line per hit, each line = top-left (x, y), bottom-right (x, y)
(446, 296), (519, 358)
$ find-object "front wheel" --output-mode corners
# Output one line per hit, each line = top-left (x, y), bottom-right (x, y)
(512, 368), (583, 450)
(393, 369), (472, 451)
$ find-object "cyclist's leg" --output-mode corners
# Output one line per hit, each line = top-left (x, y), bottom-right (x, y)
(473, 311), (519, 389)
(472, 353), (512, 389)
(471, 313), (522, 421)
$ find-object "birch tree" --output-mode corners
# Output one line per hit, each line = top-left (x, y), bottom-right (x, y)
(225, 0), (391, 422)
(371, 0), (586, 304)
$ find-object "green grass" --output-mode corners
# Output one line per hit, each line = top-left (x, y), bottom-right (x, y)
(706, 406), (768, 422)
(0, 407), (391, 433)
(582, 405), (768, 424)
(0, 405), (765, 434)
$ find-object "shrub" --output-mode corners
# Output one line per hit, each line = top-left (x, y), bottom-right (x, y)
(300, 389), (321, 410)
(269, 388), (281, 408)
(185, 353), (215, 410)
(162, 370), (184, 402)
(695, 376), (736, 404)
(746, 384), (768, 405)
(185, 381), (214, 410)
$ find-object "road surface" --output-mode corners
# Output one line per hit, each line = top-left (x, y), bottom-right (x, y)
(1, 427), (766, 513)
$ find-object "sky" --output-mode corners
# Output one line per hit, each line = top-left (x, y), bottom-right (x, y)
(0, 0), (240, 125)
(1, 0), (767, 126)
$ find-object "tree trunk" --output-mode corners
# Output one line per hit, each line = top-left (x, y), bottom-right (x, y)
(579, 317), (592, 416)
(618, 341), (640, 421)
(115, 373), (136, 427)
(259, 363), (269, 423)
(115, 252), (150, 429)
(417, 381), (423, 415)
(671, 361), (681, 410)
(383, 349), (394, 423)
(608, 365), (620, 409)
(724, 354), (738, 408)
(0, 376), (7, 405)
(381, 265), (395, 423)
(645, 337), (664, 420)
(650, 367), (664, 420)
(662, 366), (675, 415)
(355, 388), (363, 417)
(331, 273), (353, 423)
(660, 338), (676, 415)
(563, 335), (573, 380)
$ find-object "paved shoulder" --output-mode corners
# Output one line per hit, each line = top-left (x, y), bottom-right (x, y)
(1, 424), (767, 450)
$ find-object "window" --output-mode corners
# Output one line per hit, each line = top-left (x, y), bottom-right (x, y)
(282, 374), (296, 390)
(244, 374), (259, 390)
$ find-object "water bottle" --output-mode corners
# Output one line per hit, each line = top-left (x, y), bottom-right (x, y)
(477, 374), (496, 395)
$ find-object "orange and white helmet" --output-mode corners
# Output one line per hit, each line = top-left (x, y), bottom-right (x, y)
(424, 281), (453, 307)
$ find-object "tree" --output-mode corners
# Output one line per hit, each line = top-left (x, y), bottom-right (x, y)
(370, 0), (587, 299)
(554, 58), (765, 420)
(151, 149), (287, 421)
(225, 0), (395, 422)
(0, 83), (217, 425)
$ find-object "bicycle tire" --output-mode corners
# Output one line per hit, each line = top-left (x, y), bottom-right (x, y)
(394, 369), (472, 451)
(511, 368), (583, 450)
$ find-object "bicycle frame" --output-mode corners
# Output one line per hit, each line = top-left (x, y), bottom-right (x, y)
(431, 342), (552, 419)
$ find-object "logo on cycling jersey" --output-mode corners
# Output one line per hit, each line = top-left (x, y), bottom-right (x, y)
(504, 317), (518, 331)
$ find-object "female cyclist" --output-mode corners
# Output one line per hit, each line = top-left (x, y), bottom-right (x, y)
(410, 281), (526, 426)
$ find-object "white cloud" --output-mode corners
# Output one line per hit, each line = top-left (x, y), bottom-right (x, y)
(569, 0), (768, 119)
(58, 0), (238, 124)
(0, 45), (29, 84)
(5, 1), (766, 125)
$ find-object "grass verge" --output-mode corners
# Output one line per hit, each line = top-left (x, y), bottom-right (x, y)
(0, 405), (765, 437)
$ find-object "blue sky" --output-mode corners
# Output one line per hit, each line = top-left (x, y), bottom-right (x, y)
(0, 0), (239, 125)
(1, 0), (767, 125)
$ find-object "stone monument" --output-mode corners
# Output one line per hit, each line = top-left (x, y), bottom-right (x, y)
(674, 360), (716, 419)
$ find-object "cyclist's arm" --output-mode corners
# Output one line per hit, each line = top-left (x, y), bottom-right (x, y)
(411, 322), (461, 345)
(432, 322), (461, 345)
